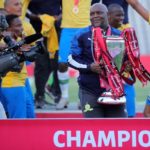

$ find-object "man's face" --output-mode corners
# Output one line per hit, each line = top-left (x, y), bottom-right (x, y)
(90, 5), (108, 29)
(5, 0), (22, 16)
(8, 17), (23, 38)
(108, 8), (124, 28)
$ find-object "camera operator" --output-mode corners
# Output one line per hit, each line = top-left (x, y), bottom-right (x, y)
(0, 14), (35, 118)
(0, 13), (8, 119)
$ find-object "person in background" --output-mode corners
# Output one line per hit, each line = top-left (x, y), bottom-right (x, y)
(143, 96), (150, 117)
(68, 3), (127, 118)
(27, 0), (62, 108)
(126, 0), (149, 23)
(1, 0), (35, 118)
(0, 14), (35, 118)
(102, 0), (129, 25)
(0, 12), (8, 119)
(91, 0), (101, 5)
(125, 0), (150, 117)
(108, 3), (131, 30)
(0, 0), (4, 8)
(56, 0), (91, 110)
(108, 3), (136, 117)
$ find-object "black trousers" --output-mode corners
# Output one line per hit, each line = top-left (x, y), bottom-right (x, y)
(34, 51), (51, 98)
(34, 51), (60, 99)
(29, 17), (61, 100)
(79, 87), (127, 118)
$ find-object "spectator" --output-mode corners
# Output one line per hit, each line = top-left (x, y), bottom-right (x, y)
(108, 3), (136, 117)
(68, 3), (127, 118)
(56, 0), (91, 110)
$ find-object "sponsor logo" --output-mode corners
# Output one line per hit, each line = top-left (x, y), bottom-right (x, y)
(83, 103), (93, 112)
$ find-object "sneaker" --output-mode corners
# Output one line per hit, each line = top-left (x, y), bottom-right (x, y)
(35, 95), (45, 109)
(35, 100), (45, 109)
(56, 98), (68, 110)
(97, 91), (126, 105)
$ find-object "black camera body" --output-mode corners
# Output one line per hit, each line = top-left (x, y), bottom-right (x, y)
(0, 34), (45, 76)
(21, 41), (45, 62)
(0, 52), (20, 75)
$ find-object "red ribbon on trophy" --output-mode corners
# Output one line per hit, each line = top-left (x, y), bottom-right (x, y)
(93, 27), (124, 98)
(121, 28), (150, 85)
(73, 0), (79, 14)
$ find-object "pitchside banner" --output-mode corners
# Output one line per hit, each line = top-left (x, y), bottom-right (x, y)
(0, 119), (150, 150)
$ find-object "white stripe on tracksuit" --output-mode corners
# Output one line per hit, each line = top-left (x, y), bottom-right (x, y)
(68, 55), (88, 69)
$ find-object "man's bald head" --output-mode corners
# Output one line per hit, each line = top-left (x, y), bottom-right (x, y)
(4, 0), (22, 16)
(90, 3), (109, 29)
(90, 3), (108, 14)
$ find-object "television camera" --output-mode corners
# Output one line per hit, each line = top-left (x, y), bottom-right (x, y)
(0, 32), (45, 76)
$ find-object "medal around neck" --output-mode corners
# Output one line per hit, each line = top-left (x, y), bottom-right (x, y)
(72, 6), (79, 14)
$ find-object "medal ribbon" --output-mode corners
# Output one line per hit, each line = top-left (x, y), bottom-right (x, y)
(74, 0), (79, 7)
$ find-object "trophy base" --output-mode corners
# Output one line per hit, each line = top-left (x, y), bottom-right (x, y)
(97, 91), (126, 105)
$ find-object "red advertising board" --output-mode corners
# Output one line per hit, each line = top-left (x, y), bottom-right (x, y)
(0, 119), (150, 150)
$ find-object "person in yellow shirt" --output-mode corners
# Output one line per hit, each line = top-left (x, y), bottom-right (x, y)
(0, 12), (8, 119)
(0, 0), (4, 8)
(0, 14), (34, 118)
(56, 0), (91, 110)
(1, 0), (35, 118)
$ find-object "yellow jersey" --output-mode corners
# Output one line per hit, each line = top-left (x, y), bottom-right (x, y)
(0, 0), (4, 8)
(118, 23), (131, 31)
(61, 0), (91, 28)
(21, 0), (31, 20)
(2, 20), (35, 87)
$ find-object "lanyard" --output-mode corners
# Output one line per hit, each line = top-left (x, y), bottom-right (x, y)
(72, 0), (80, 14)
(74, 0), (79, 7)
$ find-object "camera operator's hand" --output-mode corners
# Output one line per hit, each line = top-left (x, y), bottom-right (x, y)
(21, 44), (31, 51)
(17, 44), (31, 56)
